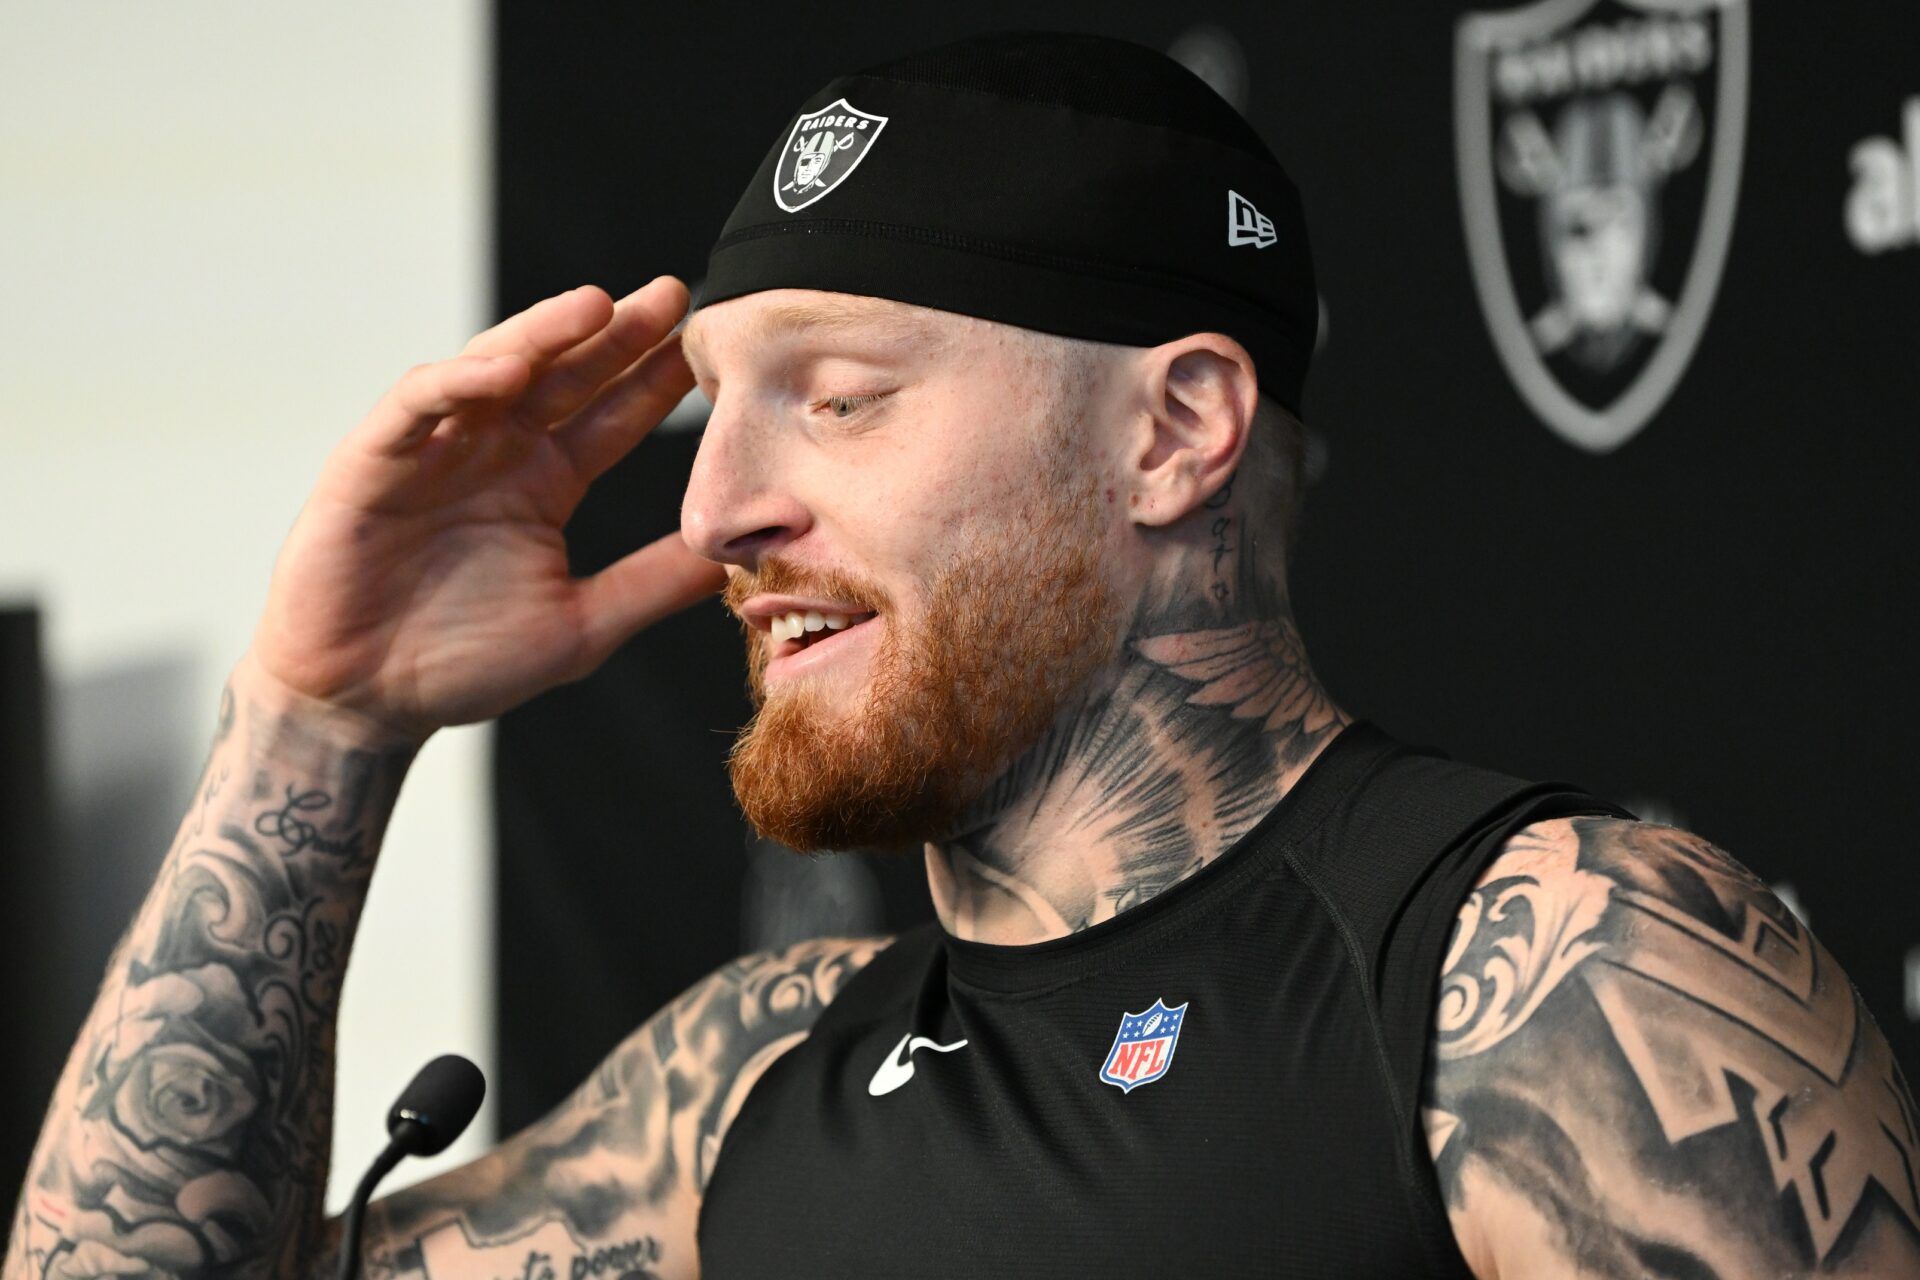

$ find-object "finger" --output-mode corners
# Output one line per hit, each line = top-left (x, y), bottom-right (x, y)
(572, 532), (728, 667)
(461, 285), (617, 367)
(550, 332), (698, 483)
(355, 355), (532, 456)
(513, 277), (689, 430)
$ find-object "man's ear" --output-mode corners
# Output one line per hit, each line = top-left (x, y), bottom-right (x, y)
(1124, 335), (1259, 528)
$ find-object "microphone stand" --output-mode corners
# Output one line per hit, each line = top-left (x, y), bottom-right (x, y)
(334, 1055), (485, 1280)
(335, 1130), (410, 1280)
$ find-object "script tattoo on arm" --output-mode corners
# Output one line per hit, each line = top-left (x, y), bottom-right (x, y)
(1423, 818), (1920, 1279)
(6, 679), (416, 1280)
(326, 936), (885, 1280)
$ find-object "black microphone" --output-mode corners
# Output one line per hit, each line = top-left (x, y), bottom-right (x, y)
(336, 1054), (486, 1280)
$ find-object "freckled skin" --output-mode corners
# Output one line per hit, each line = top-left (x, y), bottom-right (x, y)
(679, 290), (1153, 722)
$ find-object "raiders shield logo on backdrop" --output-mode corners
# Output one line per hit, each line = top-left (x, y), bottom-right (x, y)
(774, 98), (889, 213)
(1455, 0), (1748, 452)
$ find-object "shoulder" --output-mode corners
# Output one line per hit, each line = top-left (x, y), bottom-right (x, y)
(355, 936), (891, 1279)
(665, 933), (893, 1052)
(590, 934), (892, 1184)
(587, 934), (892, 1096)
(1423, 817), (1920, 1278)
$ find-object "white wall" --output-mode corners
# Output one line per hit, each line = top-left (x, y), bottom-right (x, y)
(0, 2), (496, 1208)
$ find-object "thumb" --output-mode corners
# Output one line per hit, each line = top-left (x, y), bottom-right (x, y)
(573, 532), (728, 667)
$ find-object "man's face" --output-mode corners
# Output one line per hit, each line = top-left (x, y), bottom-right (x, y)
(679, 290), (1131, 852)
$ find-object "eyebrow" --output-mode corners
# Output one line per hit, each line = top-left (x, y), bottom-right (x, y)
(681, 296), (952, 379)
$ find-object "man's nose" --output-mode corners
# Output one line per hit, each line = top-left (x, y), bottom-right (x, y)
(680, 405), (811, 567)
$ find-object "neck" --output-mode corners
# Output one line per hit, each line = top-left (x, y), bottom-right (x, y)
(926, 549), (1348, 945)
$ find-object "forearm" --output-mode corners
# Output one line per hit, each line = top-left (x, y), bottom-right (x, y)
(6, 655), (421, 1279)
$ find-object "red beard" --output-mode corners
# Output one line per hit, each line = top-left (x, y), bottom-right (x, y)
(724, 481), (1118, 852)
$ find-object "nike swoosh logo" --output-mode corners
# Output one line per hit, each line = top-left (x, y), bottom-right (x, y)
(867, 1031), (969, 1097)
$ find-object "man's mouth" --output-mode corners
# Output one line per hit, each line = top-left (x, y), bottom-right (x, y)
(767, 610), (880, 658)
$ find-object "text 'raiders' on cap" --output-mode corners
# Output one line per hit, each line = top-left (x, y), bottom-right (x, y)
(696, 30), (1318, 415)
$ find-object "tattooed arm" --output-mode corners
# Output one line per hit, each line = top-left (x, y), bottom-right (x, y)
(1423, 818), (1920, 1279)
(5, 660), (419, 1280)
(329, 934), (884, 1280)
(4, 279), (737, 1278)
(1, 657), (883, 1279)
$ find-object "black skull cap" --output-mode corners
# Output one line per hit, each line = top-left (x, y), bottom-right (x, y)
(696, 30), (1317, 415)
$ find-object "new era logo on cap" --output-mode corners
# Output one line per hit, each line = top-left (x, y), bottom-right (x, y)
(1226, 190), (1275, 249)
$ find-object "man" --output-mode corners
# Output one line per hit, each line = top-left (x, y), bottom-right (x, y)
(8, 30), (1917, 1280)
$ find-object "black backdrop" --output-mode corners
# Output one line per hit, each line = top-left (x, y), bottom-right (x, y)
(492, 0), (1918, 1132)
(0, 608), (60, 1185)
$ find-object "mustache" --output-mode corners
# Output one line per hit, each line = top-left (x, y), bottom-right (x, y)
(722, 556), (894, 621)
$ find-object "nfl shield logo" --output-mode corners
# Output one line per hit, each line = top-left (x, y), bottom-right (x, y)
(773, 98), (889, 212)
(1099, 999), (1189, 1094)
(1455, 0), (1749, 452)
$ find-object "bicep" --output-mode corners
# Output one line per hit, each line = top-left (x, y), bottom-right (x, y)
(1422, 818), (1920, 1279)
(326, 935), (886, 1280)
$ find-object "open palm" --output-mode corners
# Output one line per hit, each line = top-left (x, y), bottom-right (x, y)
(248, 278), (725, 743)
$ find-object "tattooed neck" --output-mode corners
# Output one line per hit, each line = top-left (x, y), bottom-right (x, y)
(927, 504), (1348, 946)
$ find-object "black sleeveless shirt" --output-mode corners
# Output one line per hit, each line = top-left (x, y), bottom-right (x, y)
(698, 723), (1630, 1278)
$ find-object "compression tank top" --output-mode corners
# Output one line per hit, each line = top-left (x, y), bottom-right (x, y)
(697, 721), (1631, 1277)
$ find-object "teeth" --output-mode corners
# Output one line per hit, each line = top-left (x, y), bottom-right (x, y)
(768, 610), (865, 644)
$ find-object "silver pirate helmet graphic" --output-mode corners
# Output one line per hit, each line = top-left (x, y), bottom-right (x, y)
(790, 131), (854, 192)
(1456, 0), (1748, 452)
(774, 98), (890, 213)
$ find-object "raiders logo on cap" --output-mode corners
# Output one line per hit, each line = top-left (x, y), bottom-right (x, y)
(774, 98), (890, 212)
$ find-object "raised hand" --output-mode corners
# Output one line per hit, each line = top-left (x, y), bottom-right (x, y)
(246, 278), (724, 744)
